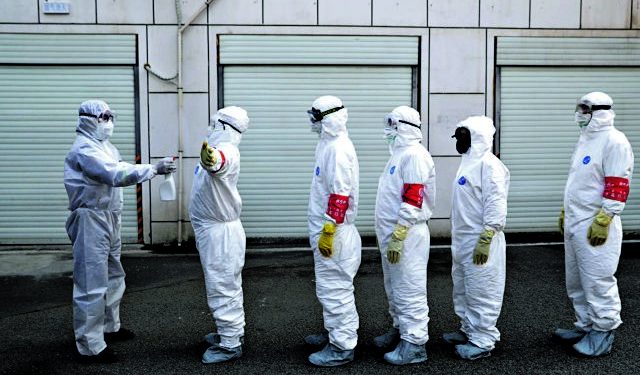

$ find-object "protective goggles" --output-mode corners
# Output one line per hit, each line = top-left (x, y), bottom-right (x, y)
(385, 117), (421, 129)
(79, 109), (115, 123)
(575, 103), (611, 114)
(307, 106), (344, 122)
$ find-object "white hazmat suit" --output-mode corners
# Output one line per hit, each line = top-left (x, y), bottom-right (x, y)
(375, 106), (435, 354)
(558, 92), (633, 357)
(64, 100), (174, 358)
(189, 107), (249, 362)
(449, 116), (510, 356)
(307, 96), (361, 365)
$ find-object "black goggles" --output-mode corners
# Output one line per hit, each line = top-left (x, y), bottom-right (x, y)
(307, 106), (344, 122)
(79, 109), (115, 122)
(217, 119), (242, 133)
(575, 103), (611, 114)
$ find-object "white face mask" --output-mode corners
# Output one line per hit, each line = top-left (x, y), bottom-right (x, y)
(96, 120), (114, 140)
(383, 126), (397, 145)
(310, 121), (322, 134)
(575, 112), (592, 128)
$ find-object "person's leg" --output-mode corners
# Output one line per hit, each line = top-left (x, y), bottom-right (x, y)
(68, 209), (111, 356)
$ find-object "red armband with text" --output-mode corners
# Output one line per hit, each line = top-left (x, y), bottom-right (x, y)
(603, 176), (629, 202)
(326, 194), (349, 224)
(402, 183), (425, 208)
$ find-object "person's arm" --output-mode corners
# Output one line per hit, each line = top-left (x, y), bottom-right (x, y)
(77, 144), (156, 187)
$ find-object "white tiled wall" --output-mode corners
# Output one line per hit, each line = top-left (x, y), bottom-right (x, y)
(0, 1), (38, 23)
(428, 0), (479, 27)
(39, 0), (96, 24)
(480, 0), (529, 28)
(582, 0), (631, 29)
(97, 0), (154, 24)
(432, 157), (461, 220)
(319, 0), (371, 25)
(634, 0), (640, 29)
(155, 0), (208, 24)
(210, 0), (262, 25)
(373, 0), (428, 26)
(530, 0), (581, 28)
(430, 29), (486, 93)
(263, 0), (318, 25)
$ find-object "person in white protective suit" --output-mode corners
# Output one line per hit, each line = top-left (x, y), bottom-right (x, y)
(553, 92), (633, 357)
(444, 115), (510, 360)
(373, 106), (436, 365)
(304, 95), (362, 367)
(64, 100), (176, 363)
(189, 106), (250, 364)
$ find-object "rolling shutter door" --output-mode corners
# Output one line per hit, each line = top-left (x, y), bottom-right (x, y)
(500, 66), (640, 231)
(220, 36), (418, 237)
(0, 34), (137, 244)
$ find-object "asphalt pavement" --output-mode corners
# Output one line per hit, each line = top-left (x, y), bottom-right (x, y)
(1, 244), (640, 374)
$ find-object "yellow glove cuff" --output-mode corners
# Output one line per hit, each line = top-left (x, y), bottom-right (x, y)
(478, 229), (495, 245)
(322, 221), (337, 235)
(392, 224), (409, 241)
(594, 208), (612, 227)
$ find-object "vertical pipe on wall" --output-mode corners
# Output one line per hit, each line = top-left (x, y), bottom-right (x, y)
(176, 0), (215, 246)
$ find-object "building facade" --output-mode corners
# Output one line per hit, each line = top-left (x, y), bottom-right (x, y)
(1, 0), (639, 245)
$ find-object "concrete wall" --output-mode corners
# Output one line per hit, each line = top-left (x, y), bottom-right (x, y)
(1, 0), (639, 242)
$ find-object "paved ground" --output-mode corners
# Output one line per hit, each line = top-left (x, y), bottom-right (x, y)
(1, 244), (640, 374)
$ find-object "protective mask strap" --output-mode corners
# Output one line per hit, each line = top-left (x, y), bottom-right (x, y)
(218, 119), (243, 134)
(398, 119), (421, 129)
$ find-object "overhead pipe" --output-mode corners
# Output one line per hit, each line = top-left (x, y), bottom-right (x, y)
(145, 0), (215, 246)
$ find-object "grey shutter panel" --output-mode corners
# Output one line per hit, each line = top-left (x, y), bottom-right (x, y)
(499, 67), (640, 231)
(224, 65), (413, 237)
(0, 66), (138, 244)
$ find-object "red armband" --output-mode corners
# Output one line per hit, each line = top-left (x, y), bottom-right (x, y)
(603, 176), (629, 202)
(326, 194), (349, 224)
(402, 183), (425, 208)
(211, 149), (226, 174)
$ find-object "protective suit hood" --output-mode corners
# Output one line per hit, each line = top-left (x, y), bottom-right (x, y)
(457, 116), (494, 159)
(385, 106), (422, 150)
(76, 100), (111, 141)
(311, 96), (348, 138)
(208, 106), (249, 146)
(579, 92), (616, 132)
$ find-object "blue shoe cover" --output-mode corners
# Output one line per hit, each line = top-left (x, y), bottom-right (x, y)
(308, 343), (354, 367)
(572, 330), (614, 357)
(552, 327), (587, 344)
(455, 342), (491, 360)
(443, 330), (468, 345)
(383, 339), (427, 365)
(201, 344), (242, 364)
(304, 332), (329, 346)
(373, 328), (400, 349)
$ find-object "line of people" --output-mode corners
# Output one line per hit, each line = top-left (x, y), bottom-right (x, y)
(63, 91), (633, 366)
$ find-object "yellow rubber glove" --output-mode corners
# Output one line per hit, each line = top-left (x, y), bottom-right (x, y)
(587, 209), (612, 247)
(473, 229), (495, 265)
(200, 141), (217, 169)
(318, 222), (336, 258)
(558, 207), (565, 235)
(387, 224), (409, 264)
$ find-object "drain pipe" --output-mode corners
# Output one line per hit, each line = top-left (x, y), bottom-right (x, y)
(145, 0), (215, 246)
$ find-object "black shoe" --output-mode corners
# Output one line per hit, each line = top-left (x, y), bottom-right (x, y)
(104, 328), (136, 343)
(75, 347), (118, 364)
